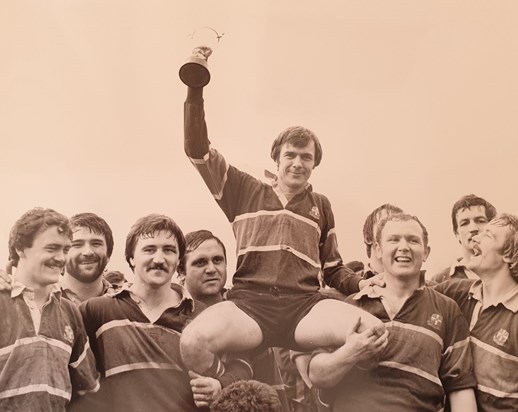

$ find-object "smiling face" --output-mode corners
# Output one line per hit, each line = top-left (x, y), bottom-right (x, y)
(277, 141), (315, 193)
(468, 222), (510, 277)
(183, 238), (227, 301)
(130, 230), (179, 289)
(455, 205), (489, 256)
(17, 225), (71, 288)
(66, 227), (109, 284)
(375, 219), (430, 280)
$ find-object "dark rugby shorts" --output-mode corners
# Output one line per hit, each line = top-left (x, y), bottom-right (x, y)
(226, 287), (327, 349)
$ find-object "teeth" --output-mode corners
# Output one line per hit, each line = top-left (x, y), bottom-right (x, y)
(395, 257), (411, 262)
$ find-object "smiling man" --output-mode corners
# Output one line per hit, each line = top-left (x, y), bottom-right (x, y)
(69, 214), (199, 412)
(308, 214), (477, 412)
(180, 81), (385, 382)
(0, 208), (99, 410)
(435, 213), (518, 411)
(433, 194), (497, 283)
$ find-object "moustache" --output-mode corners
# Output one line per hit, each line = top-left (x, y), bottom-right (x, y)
(147, 263), (168, 272)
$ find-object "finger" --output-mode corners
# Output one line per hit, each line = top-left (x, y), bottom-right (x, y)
(347, 316), (362, 335)
(6, 261), (14, 275)
(194, 400), (209, 408)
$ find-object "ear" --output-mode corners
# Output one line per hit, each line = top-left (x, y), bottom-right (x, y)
(129, 257), (135, 267)
(423, 246), (431, 262)
(374, 242), (382, 260)
(16, 249), (25, 259)
(503, 255), (512, 264)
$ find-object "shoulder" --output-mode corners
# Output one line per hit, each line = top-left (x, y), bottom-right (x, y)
(431, 265), (451, 283)
(433, 279), (474, 301)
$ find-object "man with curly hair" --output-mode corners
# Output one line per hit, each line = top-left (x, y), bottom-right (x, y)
(210, 380), (282, 412)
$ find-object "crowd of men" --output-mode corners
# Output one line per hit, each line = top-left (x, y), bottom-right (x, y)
(0, 73), (517, 412)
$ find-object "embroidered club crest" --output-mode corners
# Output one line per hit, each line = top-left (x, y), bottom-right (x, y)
(64, 325), (74, 343)
(309, 206), (320, 220)
(427, 313), (443, 330)
(493, 329), (509, 347)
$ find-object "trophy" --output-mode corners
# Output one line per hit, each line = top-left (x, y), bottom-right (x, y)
(179, 27), (223, 88)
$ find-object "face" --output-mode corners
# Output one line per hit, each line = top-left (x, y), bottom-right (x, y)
(130, 230), (179, 289)
(66, 227), (109, 283)
(183, 239), (227, 300)
(375, 220), (430, 279)
(277, 141), (315, 192)
(455, 206), (489, 255)
(468, 222), (510, 276)
(18, 226), (71, 288)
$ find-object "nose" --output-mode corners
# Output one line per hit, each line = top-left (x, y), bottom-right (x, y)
(152, 250), (165, 263)
(472, 233), (481, 243)
(205, 261), (216, 274)
(467, 220), (479, 233)
(55, 250), (67, 265)
(292, 155), (302, 168)
(397, 239), (410, 251)
(81, 243), (94, 256)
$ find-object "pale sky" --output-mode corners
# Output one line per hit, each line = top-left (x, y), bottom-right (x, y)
(1, 1), (517, 282)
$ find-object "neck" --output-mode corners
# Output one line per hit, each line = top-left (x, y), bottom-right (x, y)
(369, 257), (384, 275)
(130, 278), (179, 307)
(15, 269), (52, 306)
(276, 178), (304, 201)
(62, 273), (104, 302)
(479, 268), (517, 307)
(198, 293), (224, 307)
(461, 248), (473, 263)
(384, 274), (420, 299)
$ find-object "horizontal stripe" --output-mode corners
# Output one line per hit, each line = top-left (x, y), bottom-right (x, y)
(443, 337), (470, 357)
(96, 319), (181, 339)
(379, 361), (442, 386)
(389, 321), (443, 347)
(0, 336), (72, 358)
(471, 337), (518, 363)
(327, 228), (336, 238)
(0, 384), (71, 401)
(237, 245), (321, 268)
(323, 260), (340, 270)
(76, 380), (100, 396)
(477, 384), (518, 399)
(105, 361), (183, 377)
(189, 150), (229, 200)
(69, 339), (91, 369)
(232, 209), (321, 234)
(234, 358), (254, 377)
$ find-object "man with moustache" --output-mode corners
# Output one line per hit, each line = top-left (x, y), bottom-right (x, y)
(435, 213), (518, 411)
(0, 208), (99, 410)
(69, 214), (199, 412)
(433, 194), (497, 283)
(308, 214), (477, 412)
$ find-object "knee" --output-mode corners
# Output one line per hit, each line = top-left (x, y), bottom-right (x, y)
(180, 323), (209, 356)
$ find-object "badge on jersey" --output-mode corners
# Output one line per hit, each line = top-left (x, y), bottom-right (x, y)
(493, 329), (509, 347)
(64, 325), (75, 343)
(309, 206), (320, 220)
(427, 313), (443, 330)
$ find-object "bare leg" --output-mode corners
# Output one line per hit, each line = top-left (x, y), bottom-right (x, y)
(180, 301), (263, 375)
(294, 299), (384, 350)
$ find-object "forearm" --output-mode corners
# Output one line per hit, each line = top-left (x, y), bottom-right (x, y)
(184, 86), (210, 158)
(448, 388), (477, 412)
(324, 267), (362, 296)
(309, 348), (359, 389)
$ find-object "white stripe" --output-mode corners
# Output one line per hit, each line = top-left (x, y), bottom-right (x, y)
(77, 380), (100, 396)
(105, 362), (182, 377)
(70, 338), (91, 369)
(443, 337), (470, 357)
(96, 319), (182, 339)
(327, 228), (336, 238)
(323, 260), (340, 270)
(477, 383), (518, 399)
(0, 384), (71, 401)
(388, 321), (443, 346)
(379, 361), (442, 386)
(237, 244), (320, 268)
(232, 209), (321, 234)
(234, 358), (253, 377)
(0, 336), (71, 358)
(471, 336), (518, 363)
(189, 153), (229, 201)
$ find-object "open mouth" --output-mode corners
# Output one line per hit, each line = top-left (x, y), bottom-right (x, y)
(394, 256), (411, 263)
(472, 245), (482, 257)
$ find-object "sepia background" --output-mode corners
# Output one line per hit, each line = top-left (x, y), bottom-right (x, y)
(1, 0), (517, 283)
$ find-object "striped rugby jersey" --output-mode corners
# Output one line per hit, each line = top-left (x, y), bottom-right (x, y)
(69, 283), (198, 412)
(184, 97), (361, 294)
(325, 287), (476, 412)
(0, 287), (100, 411)
(436, 279), (518, 412)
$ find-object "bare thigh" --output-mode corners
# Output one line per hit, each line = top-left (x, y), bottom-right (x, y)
(184, 300), (264, 353)
(294, 299), (383, 350)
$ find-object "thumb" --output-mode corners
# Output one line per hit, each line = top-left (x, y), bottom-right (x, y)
(189, 371), (202, 379)
(347, 316), (362, 335)
(6, 260), (14, 275)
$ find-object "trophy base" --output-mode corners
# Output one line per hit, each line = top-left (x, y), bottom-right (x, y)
(179, 58), (211, 88)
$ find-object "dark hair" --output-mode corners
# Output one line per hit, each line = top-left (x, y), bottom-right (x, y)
(210, 380), (282, 412)
(8, 207), (72, 266)
(125, 214), (186, 271)
(270, 126), (323, 167)
(451, 194), (497, 234)
(376, 213), (429, 249)
(70, 212), (114, 258)
(363, 204), (404, 258)
(177, 230), (227, 274)
(489, 213), (518, 282)
(103, 270), (127, 285)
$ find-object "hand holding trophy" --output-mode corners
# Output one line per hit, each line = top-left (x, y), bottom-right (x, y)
(179, 27), (223, 88)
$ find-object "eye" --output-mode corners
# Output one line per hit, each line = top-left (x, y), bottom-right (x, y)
(303, 155), (313, 161)
(71, 242), (82, 248)
(64, 247), (71, 254)
(164, 247), (177, 254)
(213, 256), (225, 264)
(193, 259), (207, 267)
(91, 241), (105, 248)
